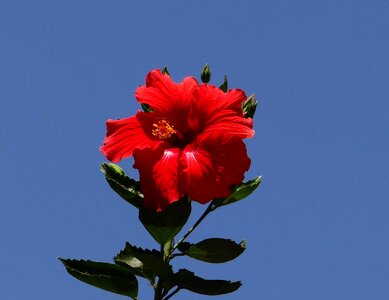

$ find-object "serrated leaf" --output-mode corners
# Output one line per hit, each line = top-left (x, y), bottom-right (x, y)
(242, 94), (258, 118)
(213, 176), (262, 207)
(139, 198), (191, 245)
(177, 238), (246, 263)
(175, 269), (241, 295)
(114, 242), (173, 282)
(59, 258), (138, 299)
(219, 75), (228, 93)
(101, 163), (144, 209)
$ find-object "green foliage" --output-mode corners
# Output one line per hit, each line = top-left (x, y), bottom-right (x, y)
(219, 75), (228, 92)
(177, 238), (246, 263)
(139, 198), (191, 245)
(114, 242), (173, 282)
(213, 176), (262, 207)
(100, 163), (144, 209)
(174, 269), (241, 295)
(201, 64), (211, 83)
(58, 258), (138, 299)
(242, 94), (258, 118)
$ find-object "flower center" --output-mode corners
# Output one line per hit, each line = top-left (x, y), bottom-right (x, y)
(152, 119), (176, 140)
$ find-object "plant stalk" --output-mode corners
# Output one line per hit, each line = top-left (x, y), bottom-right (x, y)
(170, 202), (216, 255)
(155, 201), (217, 299)
(154, 240), (173, 300)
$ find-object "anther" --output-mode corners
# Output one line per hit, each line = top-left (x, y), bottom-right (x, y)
(152, 120), (176, 140)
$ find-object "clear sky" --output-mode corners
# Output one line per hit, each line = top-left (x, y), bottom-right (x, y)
(1, 1), (388, 299)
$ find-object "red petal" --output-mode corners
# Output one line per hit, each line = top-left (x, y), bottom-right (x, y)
(202, 111), (254, 139)
(135, 69), (198, 114)
(100, 111), (161, 162)
(194, 84), (255, 139)
(133, 147), (184, 211)
(182, 132), (251, 204)
(195, 84), (246, 115)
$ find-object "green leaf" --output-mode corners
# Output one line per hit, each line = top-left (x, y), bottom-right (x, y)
(242, 94), (258, 118)
(201, 64), (211, 83)
(213, 176), (262, 207)
(175, 269), (241, 295)
(219, 75), (228, 93)
(101, 163), (144, 209)
(177, 238), (246, 263)
(114, 242), (173, 282)
(139, 198), (191, 245)
(59, 258), (138, 299)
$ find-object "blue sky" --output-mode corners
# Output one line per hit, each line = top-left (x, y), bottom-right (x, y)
(1, 1), (388, 299)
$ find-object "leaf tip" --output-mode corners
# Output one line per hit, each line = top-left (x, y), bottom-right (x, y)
(100, 162), (108, 173)
(240, 240), (247, 249)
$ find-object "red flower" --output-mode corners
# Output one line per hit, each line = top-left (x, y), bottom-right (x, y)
(100, 70), (254, 211)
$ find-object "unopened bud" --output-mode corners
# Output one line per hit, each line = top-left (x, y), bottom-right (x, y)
(242, 94), (258, 119)
(219, 75), (228, 93)
(201, 64), (211, 83)
(161, 66), (170, 75)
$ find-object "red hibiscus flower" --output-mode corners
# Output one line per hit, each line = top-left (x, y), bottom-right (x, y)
(100, 70), (254, 211)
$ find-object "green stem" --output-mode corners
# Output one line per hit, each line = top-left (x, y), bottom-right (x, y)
(163, 287), (181, 300)
(154, 244), (164, 300)
(170, 202), (216, 255)
(164, 239), (173, 260)
(154, 240), (174, 300)
(154, 281), (163, 300)
(156, 201), (217, 299)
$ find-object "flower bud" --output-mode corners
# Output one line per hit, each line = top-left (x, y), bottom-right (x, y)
(161, 66), (170, 75)
(201, 64), (211, 83)
(242, 94), (258, 119)
(219, 75), (228, 93)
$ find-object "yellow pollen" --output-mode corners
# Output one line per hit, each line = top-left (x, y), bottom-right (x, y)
(152, 120), (176, 140)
